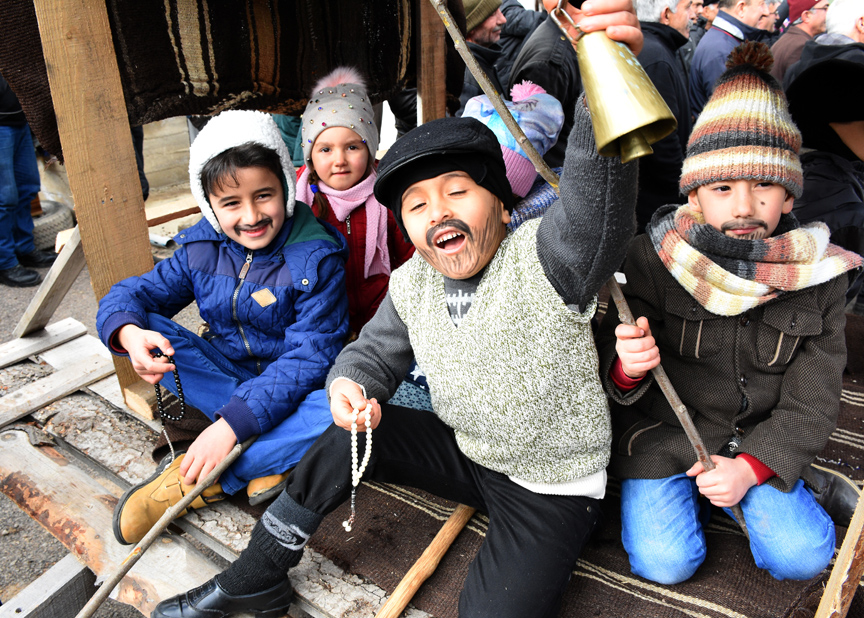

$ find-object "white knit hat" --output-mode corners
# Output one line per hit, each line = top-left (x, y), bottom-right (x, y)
(188, 110), (296, 234)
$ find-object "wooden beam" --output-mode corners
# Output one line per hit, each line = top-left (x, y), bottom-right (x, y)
(0, 428), (223, 616)
(815, 490), (864, 618)
(0, 355), (114, 428)
(0, 554), (96, 618)
(122, 380), (158, 421)
(32, 0), (154, 392)
(0, 318), (87, 369)
(147, 206), (201, 228)
(417, 0), (447, 123)
(13, 228), (87, 339)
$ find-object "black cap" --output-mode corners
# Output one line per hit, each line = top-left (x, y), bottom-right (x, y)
(374, 117), (514, 242)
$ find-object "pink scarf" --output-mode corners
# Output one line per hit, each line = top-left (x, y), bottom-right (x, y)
(296, 168), (391, 279)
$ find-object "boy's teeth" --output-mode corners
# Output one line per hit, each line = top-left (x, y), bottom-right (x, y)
(436, 232), (461, 245)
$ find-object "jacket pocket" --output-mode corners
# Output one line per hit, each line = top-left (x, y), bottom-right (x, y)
(617, 417), (664, 456)
(663, 286), (724, 359)
(756, 300), (822, 366)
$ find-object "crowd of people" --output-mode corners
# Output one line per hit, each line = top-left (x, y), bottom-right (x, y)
(5, 0), (863, 616)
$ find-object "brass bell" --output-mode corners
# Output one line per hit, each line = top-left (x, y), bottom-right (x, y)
(552, 8), (678, 163)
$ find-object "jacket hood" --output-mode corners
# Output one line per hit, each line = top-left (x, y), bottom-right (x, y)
(188, 110), (297, 234)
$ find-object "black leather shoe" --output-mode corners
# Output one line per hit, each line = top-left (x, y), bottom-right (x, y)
(151, 577), (293, 618)
(0, 264), (41, 287)
(802, 464), (861, 528)
(17, 249), (56, 268)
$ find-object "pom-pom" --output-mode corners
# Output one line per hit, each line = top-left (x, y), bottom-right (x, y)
(725, 41), (774, 72)
(510, 80), (547, 101)
(312, 67), (366, 95)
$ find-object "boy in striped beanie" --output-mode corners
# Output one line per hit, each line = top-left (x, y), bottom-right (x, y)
(596, 42), (862, 586)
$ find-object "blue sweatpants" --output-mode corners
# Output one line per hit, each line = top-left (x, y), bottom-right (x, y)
(147, 313), (332, 495)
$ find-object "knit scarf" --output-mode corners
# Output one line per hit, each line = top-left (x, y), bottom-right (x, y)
(296, 168), (391, 278)
(647, 205), (863, 316)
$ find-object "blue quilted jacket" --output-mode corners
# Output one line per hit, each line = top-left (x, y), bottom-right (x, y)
(97, 202), (349, 442)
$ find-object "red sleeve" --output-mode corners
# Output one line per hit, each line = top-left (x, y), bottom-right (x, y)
(736, 453), (777, 485)
(610, 357), (645, 392)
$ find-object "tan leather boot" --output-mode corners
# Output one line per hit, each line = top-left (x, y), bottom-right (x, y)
(247, 471), (291, 506)
(112, 453), (225, 545)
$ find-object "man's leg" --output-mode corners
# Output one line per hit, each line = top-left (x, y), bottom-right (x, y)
(727, 479), (835, 581)
(458, 473), (601, 618)
(0, 125), (25, 269)
(10, 126), (40, 257)
(620, 474), (708, 584)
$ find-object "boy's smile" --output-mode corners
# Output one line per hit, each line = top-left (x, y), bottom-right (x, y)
(688, 179), (794, 240)
(310, 126), (370, 192)
(402, 172), (510, 280)
(209, 166), (286, 251)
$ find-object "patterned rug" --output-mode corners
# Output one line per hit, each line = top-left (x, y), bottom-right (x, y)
(306, 307), (864, 618)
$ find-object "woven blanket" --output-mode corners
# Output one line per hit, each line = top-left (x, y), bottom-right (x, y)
(307, 306), (864, 618)
(0, 0), (466, 161)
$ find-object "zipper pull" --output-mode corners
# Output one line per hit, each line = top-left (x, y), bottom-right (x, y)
(346, 213), (351, 235)
(239, 251), (252, 279)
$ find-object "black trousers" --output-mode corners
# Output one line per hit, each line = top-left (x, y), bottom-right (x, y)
(281, 403), (601, 618)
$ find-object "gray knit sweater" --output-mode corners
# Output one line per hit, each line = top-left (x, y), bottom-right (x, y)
(326, 97), (638, 486)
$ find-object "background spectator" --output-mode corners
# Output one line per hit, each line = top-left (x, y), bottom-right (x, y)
(770, 0), (830, 82)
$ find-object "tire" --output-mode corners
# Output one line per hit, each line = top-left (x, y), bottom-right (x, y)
(32, 200), (75, 251)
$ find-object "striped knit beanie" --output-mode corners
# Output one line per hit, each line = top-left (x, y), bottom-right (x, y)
(679, 42), (803, 198)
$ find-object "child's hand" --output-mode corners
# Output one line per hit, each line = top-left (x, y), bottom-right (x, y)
(686, 455), (758, 508)
(180, 418), (238, 485)
(329, 379), (382, 432)
(117, 324), (176, 385)
(615, 316), (660, 379)
(558, 0), (643, 56)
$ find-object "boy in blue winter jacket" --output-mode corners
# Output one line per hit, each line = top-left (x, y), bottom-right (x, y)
(97, 111), (350, 545)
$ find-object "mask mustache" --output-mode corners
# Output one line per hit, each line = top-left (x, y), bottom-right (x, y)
(235, 217), (273, 234)
(720, 218), (767, 232)
(426, 219), (473, 249)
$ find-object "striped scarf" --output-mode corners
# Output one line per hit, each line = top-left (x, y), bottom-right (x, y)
(647, 205), (863, 316)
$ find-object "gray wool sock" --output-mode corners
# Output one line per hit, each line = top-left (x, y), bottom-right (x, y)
(217, 492), (324, 595)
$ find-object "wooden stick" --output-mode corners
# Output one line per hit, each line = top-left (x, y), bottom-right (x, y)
(814, 489), (864, 618)
(74, 437), (256, 618)
(430, 0), (748, 539)
(376, 504), (476, 618)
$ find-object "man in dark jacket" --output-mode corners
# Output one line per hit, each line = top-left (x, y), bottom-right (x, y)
(784, 15), (864, 301)
(689, 0), (768, 116)
(0, 72), (56, 287)
(457, 0), (508, 115)
(508, 0), (581, 167)
(679, 0), (720, 73)
(496, 0), (547, 88)
(635, 0), (695, 230)
(770, 0), (829, 82)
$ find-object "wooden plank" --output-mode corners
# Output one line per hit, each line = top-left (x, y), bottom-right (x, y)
(417, 0), (447, 123)
(147, 206), (201, 228)
(33, 0), (154, 393)
(0, 318), (87, 369)
(122, 380), (158, 421)
(0, 355), (114, 428)
(0, 427), (228, 616)
(0, 554), (96, 618)
(815, 491), (864, 618)
(13, 228), (87, 339)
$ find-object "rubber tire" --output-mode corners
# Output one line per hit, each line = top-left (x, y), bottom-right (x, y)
(32, 200), (75, 251)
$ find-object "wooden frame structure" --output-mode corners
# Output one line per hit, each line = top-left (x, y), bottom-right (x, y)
(3, 0), (862, 616)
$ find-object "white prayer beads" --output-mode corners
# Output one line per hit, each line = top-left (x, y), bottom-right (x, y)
(343, 403), (373, 532)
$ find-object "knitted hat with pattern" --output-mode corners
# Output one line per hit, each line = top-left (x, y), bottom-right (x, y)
(300, 67), (378, 165)
(464, 0), (502, 32)
(679, 42), (803, 198)
(462, 81), (565, 197)
(188, 110), (296, 234)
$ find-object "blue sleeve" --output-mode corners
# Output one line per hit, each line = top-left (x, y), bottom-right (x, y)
(96, 248), (196, 354)
(216, 252), (349, 441)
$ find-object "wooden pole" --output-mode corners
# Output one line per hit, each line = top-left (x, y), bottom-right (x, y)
(814, 491), (864, 618)
(417, 0), (448, 123)
(376, 504), (476, 618)
(32, 0), (154, 392)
